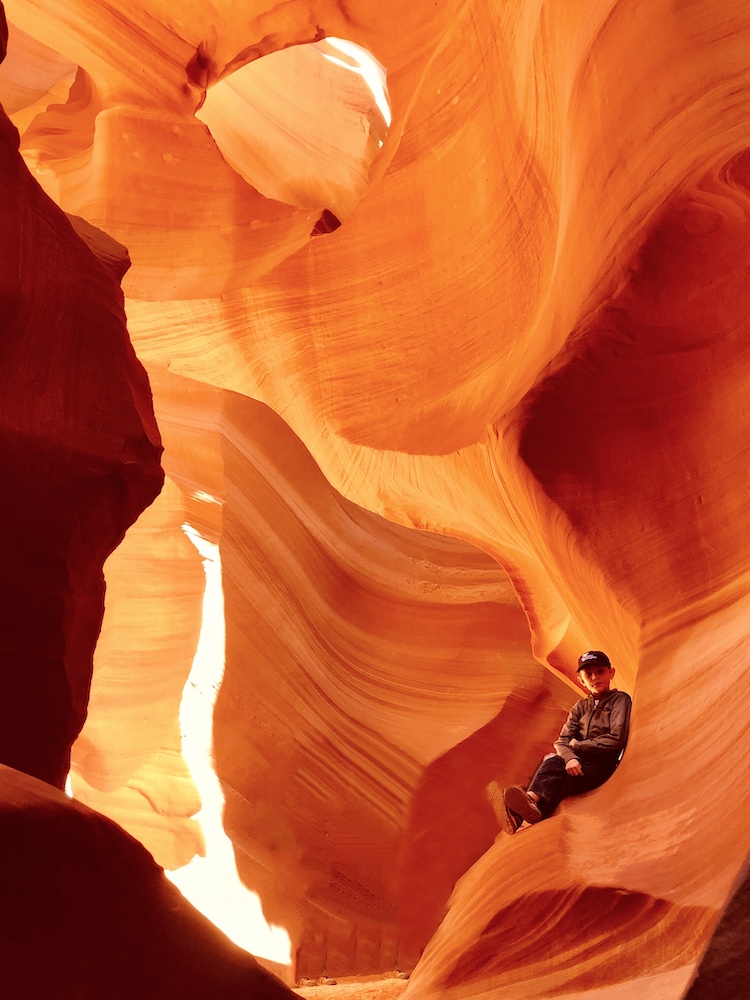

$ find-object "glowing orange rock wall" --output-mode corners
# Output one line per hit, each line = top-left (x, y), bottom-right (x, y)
(3, 0), (750, 997)
(213, 390), (576, 975)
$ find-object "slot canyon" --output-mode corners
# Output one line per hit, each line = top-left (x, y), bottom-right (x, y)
(1, 1), (749, 998)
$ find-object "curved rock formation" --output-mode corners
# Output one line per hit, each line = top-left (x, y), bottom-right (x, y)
(0, 19), (162, 788)
(2, 0), (750, 997)
(0, 764), (295, 999)
(213, 390), (576, 975)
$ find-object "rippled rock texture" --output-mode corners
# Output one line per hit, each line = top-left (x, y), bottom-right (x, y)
(2, 1), (750, 998)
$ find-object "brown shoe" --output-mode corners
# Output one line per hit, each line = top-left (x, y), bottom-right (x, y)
(487, 781), (521, 835)
(504, 786), (542, 824)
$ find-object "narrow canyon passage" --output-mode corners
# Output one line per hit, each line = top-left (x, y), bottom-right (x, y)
(1, 2), (749, 998)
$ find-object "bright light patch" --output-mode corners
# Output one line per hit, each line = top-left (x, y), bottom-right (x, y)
(166, 523), (291, 967)
(197, 35), (390, 221)
(192, 490), (222, 505)
(323, 37), (392, 127)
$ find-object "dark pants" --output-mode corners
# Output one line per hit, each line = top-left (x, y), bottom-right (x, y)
(528, 753), (619, 818)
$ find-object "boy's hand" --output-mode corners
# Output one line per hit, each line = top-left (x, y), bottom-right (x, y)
(565, 758), (583, 777)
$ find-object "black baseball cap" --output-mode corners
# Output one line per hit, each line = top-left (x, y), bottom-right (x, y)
(577, 650), (611, 672)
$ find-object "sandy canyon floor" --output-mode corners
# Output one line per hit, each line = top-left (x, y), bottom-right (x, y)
(295, 979), (410, 1000)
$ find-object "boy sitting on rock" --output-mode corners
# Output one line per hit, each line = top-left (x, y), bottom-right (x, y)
(495, 650), (631, 834)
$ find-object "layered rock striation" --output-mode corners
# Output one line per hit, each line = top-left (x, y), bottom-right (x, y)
(1, 1), (750, 998)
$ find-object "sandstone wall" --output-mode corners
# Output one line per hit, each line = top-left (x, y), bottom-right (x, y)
(1, 2), (749, 997)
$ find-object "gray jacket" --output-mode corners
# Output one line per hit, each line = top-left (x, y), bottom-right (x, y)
(554, 688), (632, 764)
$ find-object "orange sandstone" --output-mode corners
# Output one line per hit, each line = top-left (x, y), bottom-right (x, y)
(0, 1), (749, 997)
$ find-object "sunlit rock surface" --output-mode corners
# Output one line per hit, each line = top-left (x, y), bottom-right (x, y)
(2, 0), (750, 997)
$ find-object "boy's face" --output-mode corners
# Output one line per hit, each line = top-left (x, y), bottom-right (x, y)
(579, 665), (615, 697)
